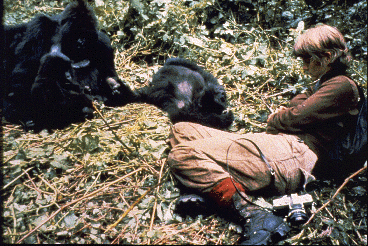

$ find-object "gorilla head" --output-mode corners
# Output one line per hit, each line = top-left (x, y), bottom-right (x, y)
(136, 58), (234, 129)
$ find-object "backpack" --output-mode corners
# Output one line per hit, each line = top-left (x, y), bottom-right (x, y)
(327, 84), (367, 168)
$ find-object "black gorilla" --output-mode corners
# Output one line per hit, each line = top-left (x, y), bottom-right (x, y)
(135, 58), (234, 129)
(2, 0), (136, 132)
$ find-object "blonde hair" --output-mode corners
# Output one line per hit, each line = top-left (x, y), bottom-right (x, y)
(293, 24), (352, 69)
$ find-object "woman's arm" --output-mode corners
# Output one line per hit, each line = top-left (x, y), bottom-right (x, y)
(288, 86), (314, 107)
(267, 76), (359, 133)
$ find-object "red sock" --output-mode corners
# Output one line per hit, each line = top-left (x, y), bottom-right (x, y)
(208, 177), (245, 207)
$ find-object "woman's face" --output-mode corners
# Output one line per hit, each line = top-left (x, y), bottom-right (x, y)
(302, 56), (331, 81)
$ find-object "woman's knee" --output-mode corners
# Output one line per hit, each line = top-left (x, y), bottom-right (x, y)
(167, 144), (193, 169)
(167, 145), (199, 186)
(167, 144), (229, 192)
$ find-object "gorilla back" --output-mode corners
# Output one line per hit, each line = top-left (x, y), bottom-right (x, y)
(3, 0), (136, 132)
(136, 58), (234, 129)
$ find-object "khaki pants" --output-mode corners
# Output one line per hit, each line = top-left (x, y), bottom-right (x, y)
(167, 122), (318, 196)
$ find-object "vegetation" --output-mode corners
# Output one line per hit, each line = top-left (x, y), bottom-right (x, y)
(2, 0), (367, 244)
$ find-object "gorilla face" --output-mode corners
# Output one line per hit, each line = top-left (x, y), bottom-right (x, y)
(29, 45), (94, 131)
(199, 83), (228, 114)
(136, 58), (234, 129)
(3, 0), (136, 132)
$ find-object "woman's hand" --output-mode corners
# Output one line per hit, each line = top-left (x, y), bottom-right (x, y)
(267, 106), (287, 121)
(266, 106), (287, 134)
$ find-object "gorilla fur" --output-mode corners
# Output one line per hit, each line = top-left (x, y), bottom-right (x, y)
(136, 58), (234, 129)
(2, 0), (136, 132)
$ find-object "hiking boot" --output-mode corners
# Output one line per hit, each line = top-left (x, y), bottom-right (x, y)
(239, 209), (291, 245)
(175, 194), (210, 217)
(231, 192), (290, 245)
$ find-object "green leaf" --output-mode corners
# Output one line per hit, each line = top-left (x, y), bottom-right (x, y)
(32, 214), (49, 232)
(63, 212), (80, 229)
(50, 153), (71, 170)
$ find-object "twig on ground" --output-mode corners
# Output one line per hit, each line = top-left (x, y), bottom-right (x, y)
(16, 167), (144, 244)
(105, 185), (153, 233)
(147, 160), (166, 244)
(3, 167), (34, 190)
(260, 96), (274, 113)
(106, 163), (170, 233)
(304, 165), (367, 226)
(111, 223), (131, 244)
(92, 102), (133, 155)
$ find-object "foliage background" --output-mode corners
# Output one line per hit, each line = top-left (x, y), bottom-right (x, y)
(2, 0), (367, 244)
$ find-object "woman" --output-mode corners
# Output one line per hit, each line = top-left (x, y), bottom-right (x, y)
(167, 24), (360, 245)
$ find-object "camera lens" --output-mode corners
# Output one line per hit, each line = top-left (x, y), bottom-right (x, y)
(288, 204), (308, 225)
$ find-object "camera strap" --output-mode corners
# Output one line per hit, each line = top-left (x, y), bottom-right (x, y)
(226, 137), (276, 209)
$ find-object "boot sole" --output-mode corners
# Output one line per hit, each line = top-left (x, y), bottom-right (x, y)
(245, 223), (291, 245)
(271, 222), (291, 241)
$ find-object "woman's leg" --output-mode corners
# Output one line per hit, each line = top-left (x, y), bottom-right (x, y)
(168, 122), (240, 147)
(168, 132), (317, 195)
(167, 131), (317, 244)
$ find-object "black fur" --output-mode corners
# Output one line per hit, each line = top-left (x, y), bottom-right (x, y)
(2, 0), (136, 132)
(136, 58), (234, 129)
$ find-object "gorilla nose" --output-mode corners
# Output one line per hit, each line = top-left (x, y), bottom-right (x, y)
(39, 44), (72, 75)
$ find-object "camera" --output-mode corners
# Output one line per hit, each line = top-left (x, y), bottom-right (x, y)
(272, 193), (314, 225)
